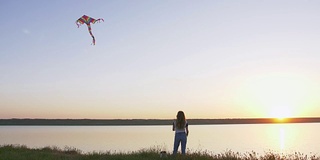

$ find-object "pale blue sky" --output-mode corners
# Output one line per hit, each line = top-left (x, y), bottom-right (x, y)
(1, 0), (320, 119)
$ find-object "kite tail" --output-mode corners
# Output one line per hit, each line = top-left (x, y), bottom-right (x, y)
(96, 18), (104, 23)
(76, 21), (82, 28)
(92, 36), (96, 45)
(87, 24), (95, 45)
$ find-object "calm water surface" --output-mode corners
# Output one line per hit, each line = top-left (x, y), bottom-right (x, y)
(0, 123), (319, 154)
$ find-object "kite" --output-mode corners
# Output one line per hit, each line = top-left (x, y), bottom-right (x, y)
(76, 15), (104, 45)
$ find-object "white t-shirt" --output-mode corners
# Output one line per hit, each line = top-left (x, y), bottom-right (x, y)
(173, 120), (188, 133)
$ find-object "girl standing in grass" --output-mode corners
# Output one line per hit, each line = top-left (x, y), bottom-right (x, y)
(172, 111), (189, 155)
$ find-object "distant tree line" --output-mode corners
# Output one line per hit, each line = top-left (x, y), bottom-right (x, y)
(0, 118), (320, 125)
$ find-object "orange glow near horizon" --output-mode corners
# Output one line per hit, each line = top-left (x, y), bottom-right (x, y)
(273, 117), (290, 123)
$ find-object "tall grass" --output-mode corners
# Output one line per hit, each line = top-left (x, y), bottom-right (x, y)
(0, 145), (319, 160)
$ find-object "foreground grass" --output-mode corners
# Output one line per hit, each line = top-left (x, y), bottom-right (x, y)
(0, 145), (319, 160)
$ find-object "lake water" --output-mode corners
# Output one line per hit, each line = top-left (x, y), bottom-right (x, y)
(0, 123), (319, 155)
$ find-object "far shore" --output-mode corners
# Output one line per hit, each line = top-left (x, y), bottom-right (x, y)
(1, 117), (320, 126)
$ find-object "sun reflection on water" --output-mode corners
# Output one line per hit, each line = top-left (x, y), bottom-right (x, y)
(270, 124), (302, 153)
(279, 127), (285, 150)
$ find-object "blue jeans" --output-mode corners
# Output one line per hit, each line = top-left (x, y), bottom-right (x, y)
(173, 132), (187, 154)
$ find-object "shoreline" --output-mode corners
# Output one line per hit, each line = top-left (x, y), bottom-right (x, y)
(1, 117), (320, 126)
(1, 144), (319, 160)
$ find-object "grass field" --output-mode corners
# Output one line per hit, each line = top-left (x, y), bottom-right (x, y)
(0, 145), (319, 160)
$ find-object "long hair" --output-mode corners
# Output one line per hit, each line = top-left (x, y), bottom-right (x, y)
(176, 111), (186, 129)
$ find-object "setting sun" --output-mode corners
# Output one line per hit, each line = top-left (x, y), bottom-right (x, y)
(235, 73), (316, 118)
(269, 106), (292, 120)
